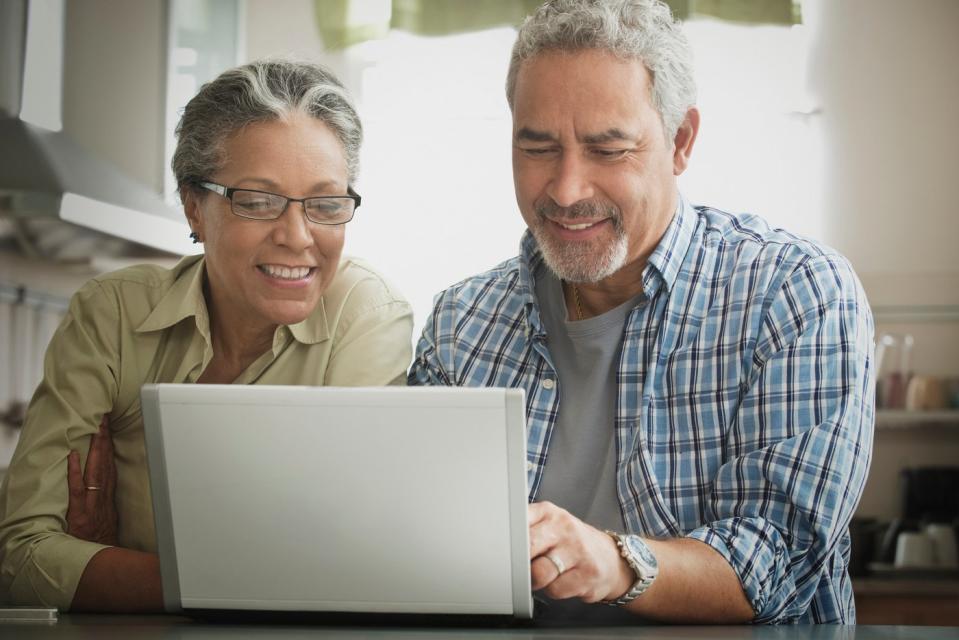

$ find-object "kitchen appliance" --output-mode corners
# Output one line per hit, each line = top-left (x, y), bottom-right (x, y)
(877, 466), (959, 566)
(0, 0), (193, 257)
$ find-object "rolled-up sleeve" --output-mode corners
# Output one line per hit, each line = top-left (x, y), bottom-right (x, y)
(685, 254), (874, 623)
(0, 282), (119, 608)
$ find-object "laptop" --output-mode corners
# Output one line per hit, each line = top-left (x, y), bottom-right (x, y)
(141, 384), (534, 620)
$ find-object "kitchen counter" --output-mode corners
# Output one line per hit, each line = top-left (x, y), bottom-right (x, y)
(2, 615), (959, 639)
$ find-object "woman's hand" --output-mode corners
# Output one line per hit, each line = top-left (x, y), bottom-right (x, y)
(66, 418), (119, 546)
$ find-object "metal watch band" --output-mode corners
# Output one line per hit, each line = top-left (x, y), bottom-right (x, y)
(601, 531), (657, 607)
(603, 572), (656, 607)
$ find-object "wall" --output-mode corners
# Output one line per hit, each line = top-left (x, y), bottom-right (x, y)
(62, 0), (167, 193)
(245, 0), (959, 520)
(809, 0), (959, 520)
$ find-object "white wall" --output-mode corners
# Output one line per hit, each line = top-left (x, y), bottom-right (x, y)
(811, 0), (959, 279)
(62, 0), (167, 193)
(808, 0), (959, 521)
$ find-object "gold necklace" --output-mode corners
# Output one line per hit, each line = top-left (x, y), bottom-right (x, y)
(570, 283), (584, 320)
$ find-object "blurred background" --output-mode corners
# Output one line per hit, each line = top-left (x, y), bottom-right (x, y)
(1, 0), (958, 624)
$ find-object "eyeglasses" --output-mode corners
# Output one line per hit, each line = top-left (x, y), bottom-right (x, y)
(197, 181), (361, 225)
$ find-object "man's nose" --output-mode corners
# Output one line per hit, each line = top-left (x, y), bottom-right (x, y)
(545, 152), (594, 208)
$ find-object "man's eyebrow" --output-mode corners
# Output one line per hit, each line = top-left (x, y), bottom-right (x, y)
(582, 128), (636, 144)
(514, 127), (556, 142)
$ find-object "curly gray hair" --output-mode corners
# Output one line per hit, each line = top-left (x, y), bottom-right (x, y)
(172, 59), (362, 198)
(506, 0), (696, 141)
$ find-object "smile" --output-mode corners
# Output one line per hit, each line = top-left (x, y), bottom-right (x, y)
(257, 264), (316, 280)
(555, 220), (604, 231)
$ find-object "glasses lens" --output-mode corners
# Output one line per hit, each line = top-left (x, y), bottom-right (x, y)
(304, 197), (356, 224)
(231, 190), (285, 219)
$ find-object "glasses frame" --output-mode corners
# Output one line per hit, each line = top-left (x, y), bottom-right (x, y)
(197, 181), (361, 225)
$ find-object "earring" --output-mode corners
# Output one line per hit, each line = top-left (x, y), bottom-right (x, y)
(189, 231), (200, 244)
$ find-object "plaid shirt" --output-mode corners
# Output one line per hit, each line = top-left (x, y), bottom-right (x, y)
(409, 196), (874, 624)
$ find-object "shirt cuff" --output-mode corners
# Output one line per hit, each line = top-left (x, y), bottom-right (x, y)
(7, 534), (108, 610)
(686, 517), (797, 623)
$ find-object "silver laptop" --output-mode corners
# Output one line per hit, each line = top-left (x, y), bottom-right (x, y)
(141, 384), (533, 619)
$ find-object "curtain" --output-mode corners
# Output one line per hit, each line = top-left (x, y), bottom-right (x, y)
(664, 0), (800, 25)
(315, 0), (800, 50)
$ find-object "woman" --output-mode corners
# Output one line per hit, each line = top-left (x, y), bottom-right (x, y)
(0, 60), (413, 611)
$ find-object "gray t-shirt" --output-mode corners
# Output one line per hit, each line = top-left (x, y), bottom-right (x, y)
(533, 267), (647, 622)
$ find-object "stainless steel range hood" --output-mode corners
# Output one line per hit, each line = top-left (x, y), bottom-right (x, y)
(0, 0), (194, 257)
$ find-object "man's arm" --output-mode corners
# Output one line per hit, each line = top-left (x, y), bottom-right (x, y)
(681, 254), (874, 622)
(528, 501), (754, 623)
(531, 253), (873, 623)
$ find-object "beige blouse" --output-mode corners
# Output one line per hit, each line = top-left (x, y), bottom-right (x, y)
(0, 254), (413, 609)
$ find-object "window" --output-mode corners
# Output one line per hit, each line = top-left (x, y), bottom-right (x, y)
(340, 14), (819, 333)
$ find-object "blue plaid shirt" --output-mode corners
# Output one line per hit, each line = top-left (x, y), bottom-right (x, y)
(409, 196), (874, 624)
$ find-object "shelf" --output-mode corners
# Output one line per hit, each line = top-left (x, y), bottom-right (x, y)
(872, 304), (959, 323)
(875, 410), (959, 429)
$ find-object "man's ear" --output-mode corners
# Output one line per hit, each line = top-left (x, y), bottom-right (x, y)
(672, 107), (700, 176)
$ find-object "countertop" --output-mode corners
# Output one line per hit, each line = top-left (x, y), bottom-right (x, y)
(1, 615), (958, 640)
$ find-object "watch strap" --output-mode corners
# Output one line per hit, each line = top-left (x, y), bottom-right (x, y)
(601, 531), (657, 607)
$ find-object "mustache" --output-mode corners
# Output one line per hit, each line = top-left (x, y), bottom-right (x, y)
(534, 198), (620, 222)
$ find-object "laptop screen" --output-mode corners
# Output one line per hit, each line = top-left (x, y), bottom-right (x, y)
(142, 384), (533, 619)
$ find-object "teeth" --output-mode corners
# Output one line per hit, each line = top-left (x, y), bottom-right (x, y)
(259, 265), (311, 280)
(558, 221), (599, 231)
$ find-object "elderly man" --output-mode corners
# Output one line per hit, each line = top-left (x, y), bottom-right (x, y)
(409, 0), (874, 625)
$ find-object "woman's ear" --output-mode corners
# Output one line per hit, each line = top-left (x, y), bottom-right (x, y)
(181, 186), (203, 237)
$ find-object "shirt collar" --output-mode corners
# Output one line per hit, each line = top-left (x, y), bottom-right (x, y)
(519, 230), (547, 336)
(136, 255), (330, 345)
(136, 254), (209, 335)
(286, 297), (330, 345)
(645, 193), (697, 294)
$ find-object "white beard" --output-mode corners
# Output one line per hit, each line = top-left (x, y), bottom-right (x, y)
(529, 197), (631, 283)
(531, 218), (629, 284)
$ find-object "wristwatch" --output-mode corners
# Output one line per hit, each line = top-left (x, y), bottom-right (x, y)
(602, 531), (659, 606)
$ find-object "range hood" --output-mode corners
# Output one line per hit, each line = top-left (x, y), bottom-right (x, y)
(0, 0), (194, 257)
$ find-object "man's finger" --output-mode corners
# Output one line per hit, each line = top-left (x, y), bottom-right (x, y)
(527, 501), (551, 526)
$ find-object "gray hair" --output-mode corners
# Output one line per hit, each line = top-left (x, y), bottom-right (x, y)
(506, 0), (696, 141)
(173, 59), (362, 198)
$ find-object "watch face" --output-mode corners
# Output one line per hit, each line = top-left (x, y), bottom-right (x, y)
(626, 536), (658, 570)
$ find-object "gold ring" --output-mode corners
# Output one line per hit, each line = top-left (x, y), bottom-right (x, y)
(545, 553), (567, 576)
(85, 485), (103, 491)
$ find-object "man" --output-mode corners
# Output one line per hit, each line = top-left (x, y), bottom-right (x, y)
(409, 0), (874, 625)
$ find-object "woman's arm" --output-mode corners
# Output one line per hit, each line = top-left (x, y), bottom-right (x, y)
(71, 548), (163, 612)
(64, 419), (163, 612)
(0, 280), (146, 609)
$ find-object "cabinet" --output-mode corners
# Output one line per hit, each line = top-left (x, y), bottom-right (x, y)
(854, 578), (959, 625)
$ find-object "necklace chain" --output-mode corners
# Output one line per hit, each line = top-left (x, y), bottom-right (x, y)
(570, 283), (584, 321)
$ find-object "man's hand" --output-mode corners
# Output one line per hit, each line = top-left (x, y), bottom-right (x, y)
(66, 418), (119, 546)
(528, 501), (634, 603)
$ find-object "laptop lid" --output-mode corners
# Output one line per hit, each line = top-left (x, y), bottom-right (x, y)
(141, 384), (533, 619)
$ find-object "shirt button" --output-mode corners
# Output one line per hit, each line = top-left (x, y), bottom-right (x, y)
(527, 461), (534, 472)
(542, 379), (555, 390)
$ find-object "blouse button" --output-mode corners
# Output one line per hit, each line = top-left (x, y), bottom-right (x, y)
(542, 378), (555, 390)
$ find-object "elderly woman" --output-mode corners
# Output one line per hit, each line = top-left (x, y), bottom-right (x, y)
(0, 60), (413, 611)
